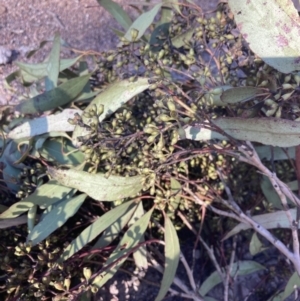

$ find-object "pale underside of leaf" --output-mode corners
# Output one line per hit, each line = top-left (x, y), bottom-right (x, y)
(0, 180), (74, 219)
(228, 0), (300, 73)
(223, 208), (299, 240)
(47, 167), (143, 201)
(184, 117), (300, 147)
(8, 109), (81, 139)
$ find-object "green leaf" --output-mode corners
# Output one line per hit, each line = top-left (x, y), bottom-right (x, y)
(0, 141), (22, 193)
(199, 261), (265, 296)
(128, 202), (148, 269)
(223, 208), (300, 240)
(155, 215), (180, 301)
(91, 201), (137, 251)
(8, 109), (81, 139)
(47, 167), (143, 201)
(249, 233), (267, 256)
(171, 28), (194, 48)
(123, 3), (162, 42)
(260, 176), (296, 210)
(228, 0), (300, 73)
(16, 56), (81, 81)
(15, 74), (91, 114)
(59, 199), (138, 262)
(46, 32), (61, 90)
(33, 139), (84, 166)
(149, 23), (171, 52)
(255, 146), (295, 160)
(0, 180), (75, 218)
(92, 207), (154, 288)
(27, 193), (87, 246)
(0, 215), (29, 229)
(97, 0), (132, 31)
(184, 117), (300, 147)
(72, 77), (150, 146)
(220, 87), (266, 104)
(167, 178), (181, 216)
(282, 272), (300, 300)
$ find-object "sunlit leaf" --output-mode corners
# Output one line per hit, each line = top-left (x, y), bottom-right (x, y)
(184, 117), (300, 147)
(199, 261), (265, 296)
(46, 32), (60, 90)
(123, 3), (162, 42)
(223, 208), (300, 240)
(0, 180), (75, 218)
(91, 202), (137, 251)
(59, 200), (139, 262)
(15, 56), (81, 81)
(15, 74), (91, 114)
(92, 207), (154, 288)
(47, 167), (143, 201)
(97, 0), (132, 31)
(27, 194), (87, 246)
(72, 77), (150, 146)
(167, 178), (181, 216)
(155, 215), (180, 301)
(8, 109), (81, 139)
(228, 0), (300, 73)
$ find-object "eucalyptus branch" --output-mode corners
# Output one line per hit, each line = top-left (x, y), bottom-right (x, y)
(238, 142), (300, 271)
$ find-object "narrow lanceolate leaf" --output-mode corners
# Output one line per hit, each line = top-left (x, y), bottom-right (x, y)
(255, 145), (295, 160)
(92, 207), (154, 288)
(171, 28), (194, 48)
(33, 139), (84, 165)
(128, 202), (148, 269)
(46, 32), (61, 89)
(199, 261), (265, 296)
(90, 201), (137, 252)
(47, 167), (144, 201)
(15, 74), (91, 114)
(228, 0), (300, 73)
(0, 141), (22, 193)
(72, 77), (150, 146)
(184, 117), (300, 147)
(223, 208), (299, 240)
(16, 56), (81, 81)
(8, 109), (81, 139)
(97, 0), (132, 31)
(282, 272), (300, 300)
(123, 3), (162, 42)
(155, 215), (180, 301)
(220, 87), (266, 104)
(0, 180), (75, 218)
(27, 193), (87, 246)
(59, 200), (138, 262)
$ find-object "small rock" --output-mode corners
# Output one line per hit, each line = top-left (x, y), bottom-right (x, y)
(0, 46), (12, 65)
